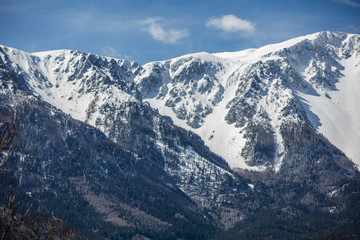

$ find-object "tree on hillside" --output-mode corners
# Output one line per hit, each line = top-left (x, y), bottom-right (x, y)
(0, 114), (17, 169)
(0, 113), (85, 239)
(1, 112), (20, 240)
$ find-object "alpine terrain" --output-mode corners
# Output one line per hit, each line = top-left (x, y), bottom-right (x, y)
(1, 31), (360, 239)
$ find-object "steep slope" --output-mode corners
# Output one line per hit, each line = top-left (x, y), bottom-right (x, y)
(3, 31), (359, 171)
(0, 45), (251, 230)
(0, 92), (217, 239)
(0, 46), (141, 124)
(1, 31), (360, 239)
(135, 31), (360, 170)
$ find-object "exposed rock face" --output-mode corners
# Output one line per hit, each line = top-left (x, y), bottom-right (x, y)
(136, 31), (360, 170)
(136, 55), (225, 128)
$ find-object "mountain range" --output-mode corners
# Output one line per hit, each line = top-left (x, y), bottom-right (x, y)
(1, 31), (360, 239)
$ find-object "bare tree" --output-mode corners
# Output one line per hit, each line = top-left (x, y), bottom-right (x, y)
(0, 111), (21, 240)
(0, 114), (17, 169)
(1, 187), (31, 240)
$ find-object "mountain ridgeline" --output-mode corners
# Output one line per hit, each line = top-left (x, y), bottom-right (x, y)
(1, 31), (360, 239)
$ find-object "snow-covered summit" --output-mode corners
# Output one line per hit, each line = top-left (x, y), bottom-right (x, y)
(135, 31), (360, 170)
(214, 31), (357, 61)
(1, 45), (141, 125)
(1, 31), (359, 171)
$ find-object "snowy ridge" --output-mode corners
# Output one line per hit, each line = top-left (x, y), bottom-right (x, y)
(136, 31), (360, 170)
(1, 46), (141, 134)
(1, 31), (359, 171)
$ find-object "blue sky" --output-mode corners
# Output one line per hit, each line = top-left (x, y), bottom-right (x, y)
(0, 0), (359, 64)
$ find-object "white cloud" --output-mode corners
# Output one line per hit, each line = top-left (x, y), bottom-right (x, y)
(100, 46), (122, 58)
(142, 18), (189, 44)
(206, 14), (255, 35)
(333, 0), (360, 8)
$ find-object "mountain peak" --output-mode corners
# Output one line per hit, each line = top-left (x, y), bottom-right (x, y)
(1, 32), (360, 239)
(135, 31), (360, 169)
(1, 31), (359, 170)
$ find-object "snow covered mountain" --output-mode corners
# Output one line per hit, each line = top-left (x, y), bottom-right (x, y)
(1, 31), (360, 239)
(2, 31), (359, 171)
(136, 31), (360, 170)
(0, 43), (249, 230)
